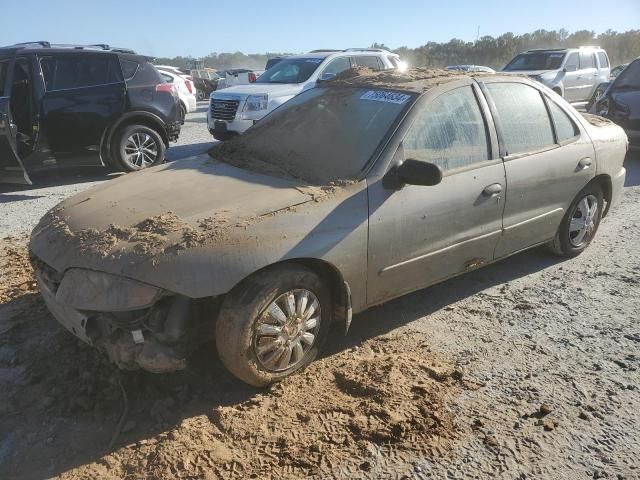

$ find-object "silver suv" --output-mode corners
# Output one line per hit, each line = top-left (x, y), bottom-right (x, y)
(502, 47), (610, 105)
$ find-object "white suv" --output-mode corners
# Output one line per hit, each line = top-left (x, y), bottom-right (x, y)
(208, 48), (403, 140)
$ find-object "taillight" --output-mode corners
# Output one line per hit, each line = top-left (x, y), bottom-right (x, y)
(185, 80), (193, 94)
(156, 83), (174, 94)
(248, 72), (257, 83)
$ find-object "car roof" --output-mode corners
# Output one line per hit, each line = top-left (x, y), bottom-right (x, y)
(0, 42), (150, 61)
(324, 67), (496, 94)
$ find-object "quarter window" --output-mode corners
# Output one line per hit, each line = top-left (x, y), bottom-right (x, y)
(40, 54), (123, 91)
(404, 86), (490, 171)
(120, 59), (139, 80)
(597, 52), (609, 68)
(487, 83), (554, 155)
(547, 100), (579, 142)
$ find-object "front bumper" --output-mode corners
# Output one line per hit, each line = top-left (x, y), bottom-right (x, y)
(609, 166), (626, 213)
(33, 259), (190, 373)
(207, 116), (254, 136)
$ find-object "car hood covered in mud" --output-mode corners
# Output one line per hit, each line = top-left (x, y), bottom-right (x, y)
(29, 154), (368, 299)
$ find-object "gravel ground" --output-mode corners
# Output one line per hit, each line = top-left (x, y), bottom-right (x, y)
(0, 102), (215, 237)
(0, 113), (638, 479)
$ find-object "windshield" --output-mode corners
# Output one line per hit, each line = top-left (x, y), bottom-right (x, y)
(256, 57), (324, 84)
(209, 87), (415, 183)
(614, 60), (640, 89)
(504, 52), (566, 71)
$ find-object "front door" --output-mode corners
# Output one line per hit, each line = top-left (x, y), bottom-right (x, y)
(367, 83), (505, 305)
(0, 59), (31, 184)
(480, 80), (596, 258)
(38, 52), (126, 166)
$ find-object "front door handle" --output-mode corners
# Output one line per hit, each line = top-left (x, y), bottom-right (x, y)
(577, 157), (592, 171)
(482, 183), (502, 197)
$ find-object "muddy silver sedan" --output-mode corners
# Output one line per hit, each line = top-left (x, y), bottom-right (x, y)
(29, 69), (628, 386)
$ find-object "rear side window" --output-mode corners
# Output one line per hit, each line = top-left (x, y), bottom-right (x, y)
(547, 100), (579, 142)
(487, 83), (554, 155)
(565, 53), (579, 70)
(597, 52), (609, 68)
(404, 86), (490, 171)
(354, 56), (382, 70)
(120, 59), (139, 80)
(580, 52), (595, 69)
(0, 60), (8, 96)
(40, 54), (123, 91)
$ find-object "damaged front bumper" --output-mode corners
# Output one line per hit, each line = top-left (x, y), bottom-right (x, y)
(33, 256), (193, 373)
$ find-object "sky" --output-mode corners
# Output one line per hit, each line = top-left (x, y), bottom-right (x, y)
(1, 0), (638, 58)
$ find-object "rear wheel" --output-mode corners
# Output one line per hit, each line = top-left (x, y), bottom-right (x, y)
(113, 125), (165, 172)
(548, 183), (603, 257)
(215, 265), (332, 386)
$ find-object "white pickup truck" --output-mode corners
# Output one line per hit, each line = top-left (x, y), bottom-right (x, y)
(207, 48), (404, 140)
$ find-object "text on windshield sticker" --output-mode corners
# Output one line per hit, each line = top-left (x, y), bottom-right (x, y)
(360, 90), (411, 104)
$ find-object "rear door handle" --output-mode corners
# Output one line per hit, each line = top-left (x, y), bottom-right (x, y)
(482, 183), (502, 197)
(577, 157), (592, 171)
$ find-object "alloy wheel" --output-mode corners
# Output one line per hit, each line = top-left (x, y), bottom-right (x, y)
(569, 194), (599, 247)
(123, 132), (158, 168)
(253, 289), (321, 372)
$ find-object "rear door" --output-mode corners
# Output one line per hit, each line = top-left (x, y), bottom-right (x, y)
(562, 52), (582, 102)
(577, 51), (598, 101)
(0, 57), (31, 184)
(480, 79), (596, 257)
(38, 52), (126, 166)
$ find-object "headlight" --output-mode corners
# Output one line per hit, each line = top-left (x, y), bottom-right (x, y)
(55, 268), (163, 311)
(244, 94), (268, 112)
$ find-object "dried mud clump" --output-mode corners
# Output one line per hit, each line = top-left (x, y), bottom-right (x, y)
(135, 212), (187, 236)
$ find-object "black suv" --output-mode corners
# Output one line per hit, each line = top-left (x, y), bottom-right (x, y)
(0, 42), (182, 184)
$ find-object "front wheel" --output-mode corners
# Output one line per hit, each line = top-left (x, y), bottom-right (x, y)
(548, 183), (603, 257)
(215, 265), (332, 386)
(113, 125), (166, 172)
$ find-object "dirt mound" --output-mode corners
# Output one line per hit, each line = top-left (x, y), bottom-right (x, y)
(0, 235), (37, 304)
(331, 66), (476, 93)
(56, 337), (460, 480)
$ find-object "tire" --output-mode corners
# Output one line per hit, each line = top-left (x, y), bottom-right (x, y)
(548, 182), (604, 258)
(180, 102), (187, 119)
(215, 265), (332, 386)
(113, 124), (165, 172)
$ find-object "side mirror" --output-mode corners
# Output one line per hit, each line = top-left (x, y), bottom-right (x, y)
(395, 159), (443, 186)
(563, 65), (577, 73)
(318, 72), (336, 82)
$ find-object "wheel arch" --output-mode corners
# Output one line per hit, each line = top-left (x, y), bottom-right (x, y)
(220, 257), (353, 334)
(101, 111), (169, 164)
(592, 174), (613, 217)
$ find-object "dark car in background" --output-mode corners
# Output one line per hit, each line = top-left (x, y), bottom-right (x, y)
(592, 57), (640, 147)
(0, 42), (182, 184)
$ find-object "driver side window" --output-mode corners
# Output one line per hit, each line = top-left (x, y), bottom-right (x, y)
(403, 86), (490, 172)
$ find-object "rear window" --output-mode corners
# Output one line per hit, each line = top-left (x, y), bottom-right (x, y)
(597, 52), (609, 68)
(40, 54), (123, 91)
(0, 60), (8, 96)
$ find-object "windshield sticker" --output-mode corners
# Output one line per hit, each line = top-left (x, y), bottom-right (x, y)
(549, 53), (564, 58)
(305, 58), (323, 63)
(360, 90), (411, 104)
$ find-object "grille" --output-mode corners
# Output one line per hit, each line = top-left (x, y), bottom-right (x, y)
(211, 99), (240, 121)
